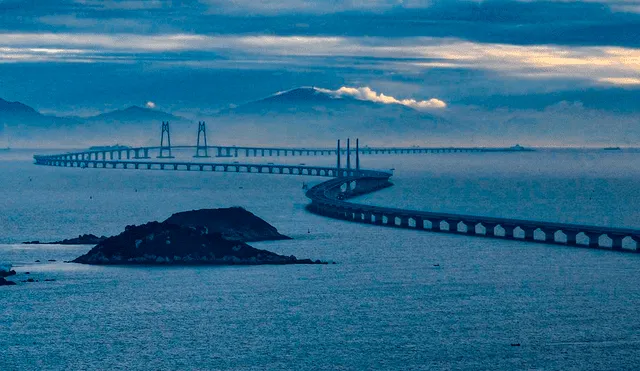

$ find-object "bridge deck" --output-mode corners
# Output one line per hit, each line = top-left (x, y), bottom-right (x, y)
(34, 149), (640, 252)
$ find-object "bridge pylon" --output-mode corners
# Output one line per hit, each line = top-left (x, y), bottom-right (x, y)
(194, 121), (210, 158)
(157, 121), (174, 158)
(346, 138), (351, 171)
(356, 138), (360, 171)
(336, 139), (341, 177)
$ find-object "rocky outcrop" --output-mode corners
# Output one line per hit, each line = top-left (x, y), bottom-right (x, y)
(0, 264), (16, 278)
(72, 221), (324, 265)
(163, 207), (291, 242)
(24, 234), (107, 245)
(0, 277), (16, 286)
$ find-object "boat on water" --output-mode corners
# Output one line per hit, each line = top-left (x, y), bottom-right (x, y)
(508, 144), (535, 152)
(603, 146), (622, 151)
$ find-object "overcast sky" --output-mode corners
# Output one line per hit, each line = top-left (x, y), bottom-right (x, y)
(0, 0), (639, 120)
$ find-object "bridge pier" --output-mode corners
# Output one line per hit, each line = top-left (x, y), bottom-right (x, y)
(523, 227), (536, 241)
(484, 223), (497, 237)
(565, 231), (579, 245)
(586, 233), (601, 248)
(445, 219), (460, 232)
(462, 221), (475, 234)
(427, 219), (440, 231)
(611, 235), (624, 250)
(502, 225), (516, 239)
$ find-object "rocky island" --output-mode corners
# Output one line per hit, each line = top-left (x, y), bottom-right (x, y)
(72, 208), (325, 266)
(0, 264), (17, 286)
(24, 234), (107, 245)
(164, 207), (291, 242)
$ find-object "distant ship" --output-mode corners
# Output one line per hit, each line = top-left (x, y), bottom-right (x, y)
(603, 146), (622, 151)
(507, 144), (534, 152)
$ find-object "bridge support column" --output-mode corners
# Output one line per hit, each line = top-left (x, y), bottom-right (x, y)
(586, 233), (601, 248)
(632, 236), (640, 252)
(446, 220), (460, 232)
(464, 222), (476, 234)
(565, 231), (578, 245)
(415, 217), (424, 229)
(523, 227), (535, 241)
(157, 121), (174, 158)
(346, 138), (351, 172)
(336, 140), (341, 177)
(503, 225), (516, 239)
(428, 220), (440, 231)
(194, 121), (210, 158)
(484, 223), (497, 237)
(542, 229), (556, 243)
(611, 235), (624, 251)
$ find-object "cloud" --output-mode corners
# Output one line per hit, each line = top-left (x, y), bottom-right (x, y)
(318, 86), (447, 109)
(598, 77), (640, 86)
(145, 101), (156, 109)
(1, 32), (638, 87)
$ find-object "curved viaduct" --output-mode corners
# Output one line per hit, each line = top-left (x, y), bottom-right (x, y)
(34, 146), (640, 253)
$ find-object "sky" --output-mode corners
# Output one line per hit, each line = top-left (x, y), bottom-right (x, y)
(0, 0), (639, 144)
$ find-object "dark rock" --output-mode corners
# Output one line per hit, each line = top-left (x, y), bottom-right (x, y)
(34, 260), (40, 262)
(44, 279), (56, 282)
(25, 272), (30, 275)
(48, 259), (56, 262)
(72, 221), (325, 266)
(26, 278), (35, 283)
(23, 234), (107, 245)
(0, 277), (16, 286)
(0, 269), (16, 278)
(163, 207), (291, 242)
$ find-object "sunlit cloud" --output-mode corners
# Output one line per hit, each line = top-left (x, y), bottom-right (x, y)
(0, 33), (638, 85)
(598, 77), (640, 85)
(317, 86), (446, 109)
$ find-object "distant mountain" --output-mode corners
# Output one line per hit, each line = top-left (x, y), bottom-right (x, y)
(212, 87), (455, 145)
(0, 98), (81, 133)
(0, 99), (190, 147)
(85, 106), (184, 124)
(0, 98), (41, 118)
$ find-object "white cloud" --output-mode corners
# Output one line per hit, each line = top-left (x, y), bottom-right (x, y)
(0, 32), (638, 85)
(318, 86), (447, 109)
(598, 77), (640, 86)
(145, 101), (156, 109)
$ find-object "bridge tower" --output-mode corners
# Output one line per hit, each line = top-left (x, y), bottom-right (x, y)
(356, 138), (360, 171)
(336, 139), (341, 176)
(157, 121), (174, 158)
(194, 121), (210, 158)
(346, 138), (351, 172)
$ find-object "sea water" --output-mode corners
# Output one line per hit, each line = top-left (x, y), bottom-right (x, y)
(1, 149), (640, 370)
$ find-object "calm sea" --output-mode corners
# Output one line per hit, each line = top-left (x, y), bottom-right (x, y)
(1, 148), (639, 370)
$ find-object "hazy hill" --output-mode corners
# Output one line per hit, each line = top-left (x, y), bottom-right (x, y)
(0, 100), (191, 147)
(212, 87), (454, 145)
(85, 105), (184, 124)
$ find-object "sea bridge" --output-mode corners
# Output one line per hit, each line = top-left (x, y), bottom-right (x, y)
(33, 122), (640, 252)
(42, 144), (521, 163)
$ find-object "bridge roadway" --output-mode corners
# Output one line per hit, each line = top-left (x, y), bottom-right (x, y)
(305, 174), (640, 252)
(34, 152), (640, 253)
(36, 144), (528, 162)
